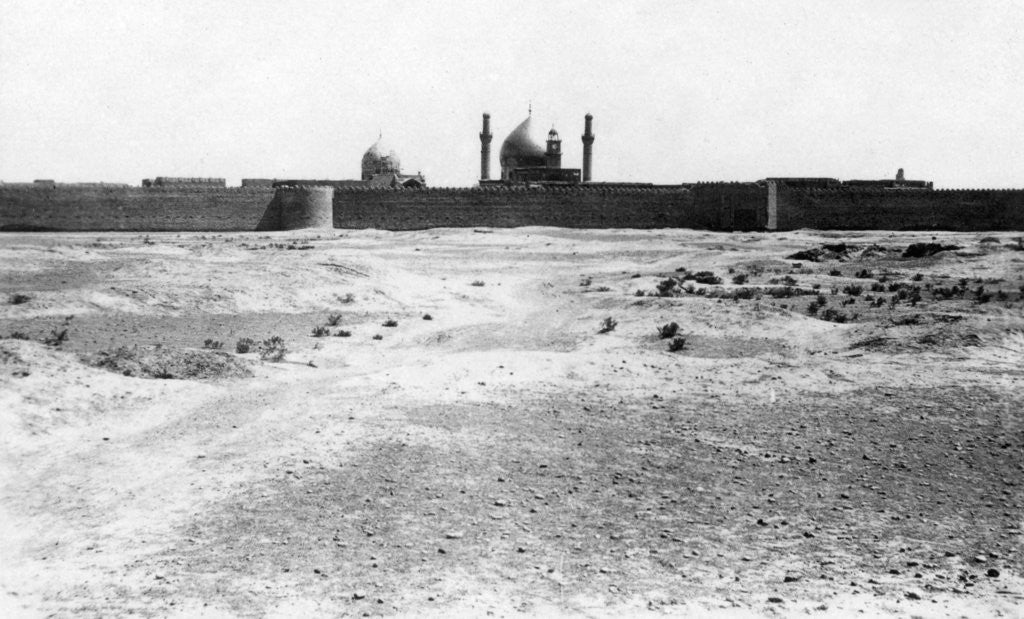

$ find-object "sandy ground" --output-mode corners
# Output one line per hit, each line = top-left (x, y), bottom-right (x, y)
(0, 227), (1022, 618)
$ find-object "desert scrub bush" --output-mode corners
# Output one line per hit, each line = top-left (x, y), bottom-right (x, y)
(667, 336), (687, 352)
(912, 273), (924, 282)
(382, 319), (398, 327)
(871, 297), (886, 308)
(43, 316), (73, 347)
(203, 339), (224, 350)
(259, 336), (287, 362)
(470, 280), (485, 287)
(829, 269), (842, 276)
(656, 278), (678, 297)
(769, 275), (798, 286)
(842, 284), (863, 296)
(820, 308), (849, 323)
(854, 269), (874, 279)
(594, 286), (611, 292)
(334, 330), (352, 337)
(634, 289), (647, 297)
(731, 273), (748, 285)
(869, 282), (886, 292)
(311, 326), (330, 337)
(975, 286), (993, 304)
(806, 300), (822, 316)
(6, 331), (30, 340)
(598, 317), (617, 333)
(339, 293), (356, 304)
(372, 334), (383, 340)
(8, 293), (31, 305)
(691, 271), (722, 285)
(902, 243), (961, 258)
(235, 337), (255, 353)
(422, 314), (433, 320)
(579, 277), (592, 287)
(658, 322), (679, 339)
(326, 313), (343, 326)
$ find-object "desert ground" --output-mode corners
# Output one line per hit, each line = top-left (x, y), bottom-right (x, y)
(0, 227), (1022, 618)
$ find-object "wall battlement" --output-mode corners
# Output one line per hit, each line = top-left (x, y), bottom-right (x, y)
(0, 180), (1021, 232)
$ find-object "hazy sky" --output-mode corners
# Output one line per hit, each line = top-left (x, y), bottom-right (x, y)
(1, 1), (1022, 187)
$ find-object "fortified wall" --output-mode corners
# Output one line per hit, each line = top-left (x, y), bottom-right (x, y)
(1, 182), (1023, 232)
(773, 184), (1024, 231)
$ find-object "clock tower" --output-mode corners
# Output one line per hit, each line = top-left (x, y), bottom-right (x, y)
(545, 128), (562, 169)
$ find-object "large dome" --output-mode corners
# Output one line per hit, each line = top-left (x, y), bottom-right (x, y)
(499, 115), (547, 174)
(361, 136), (401, 180)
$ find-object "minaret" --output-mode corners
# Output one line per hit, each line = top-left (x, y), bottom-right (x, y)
(479, 113), (493, 181)
(581, 113), (594, 182)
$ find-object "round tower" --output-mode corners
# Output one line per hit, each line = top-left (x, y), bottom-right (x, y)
(277, 185), (334, 230)
(581, 113), (595, 182)
(480, 113), (493, 181)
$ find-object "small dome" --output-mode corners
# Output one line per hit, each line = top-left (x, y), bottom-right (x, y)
(499, 116), (547, 170)
(361, 136), (401, 179)
(548, 128), (560, 140)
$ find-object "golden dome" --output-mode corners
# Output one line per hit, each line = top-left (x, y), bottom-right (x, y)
(499, 115), (547, 171)
(361, 136), (401, 180)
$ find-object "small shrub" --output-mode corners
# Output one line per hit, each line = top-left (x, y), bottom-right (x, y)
(311, 326), (330, 337)
(658, 322), (679, 339)
(820, 308), (849, 323)
(842, 284), (863, 296)
(816, 294), (827, 306)
(579, 277), (592, 287)
(902, 243), (961, 258)
(340, 293), (355, 304)
(829, 269), (842, 276)
(691, 271), (722, 285)
(854, 269), (873, 279)
(807, 300), (822, 316)
(780, 275), (798, 286)
(594, 286), (611, 292)
(259, 336), (287, 362)
(372, 334), (383, 340)
(422, 314), (433, 320)
(870, 282), (885, 292)
(235, 337), (255, 353)
(630, 273), (641, 279)
(871, 297), (886, 308)
(732, 273), (748, 285)
(334, 330), (352, 337)
(43, 317), (73, 347)
(975, 286), (992, 304)
(656, 278), (678, 297)
(382, 319), (398, 327)
(634, 289), (646, 297)
(7, 331), (30, 340)
(203, 338), (224, 350)
(911, 273), (924, 282)
(326, 313), (343, 326)
(667, 336), (687, 352)
(598, 317), (617, 334)
(9, 293), (31, 305)
(470, 280), (485, 287)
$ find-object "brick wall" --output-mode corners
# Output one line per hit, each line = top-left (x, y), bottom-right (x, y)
(775, 186), (1024, 231)
(331, 186), (701, 230)
(0, 186), (278, 231)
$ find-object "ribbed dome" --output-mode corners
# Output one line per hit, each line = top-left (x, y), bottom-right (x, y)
(499, 116), (547, 170)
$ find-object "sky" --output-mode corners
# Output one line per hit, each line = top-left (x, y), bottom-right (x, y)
(1, 0), (1022, 188)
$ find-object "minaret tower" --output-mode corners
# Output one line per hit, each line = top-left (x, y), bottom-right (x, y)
(581, 113), (595, 182)
(545, 127), (562, 169)
(479, 113), (493, 181)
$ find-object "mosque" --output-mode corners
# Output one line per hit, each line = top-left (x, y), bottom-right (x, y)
(479, 109), (595, 185)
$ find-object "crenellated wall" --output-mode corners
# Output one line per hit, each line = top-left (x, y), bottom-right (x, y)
(774, 185), (1024, 231)
(1, 181), (1022, 232)
(0, 185), (278, 231)
(331, 185), (697, 230)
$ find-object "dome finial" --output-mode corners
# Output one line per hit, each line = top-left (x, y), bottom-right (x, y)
(528, 101), (532, 116)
